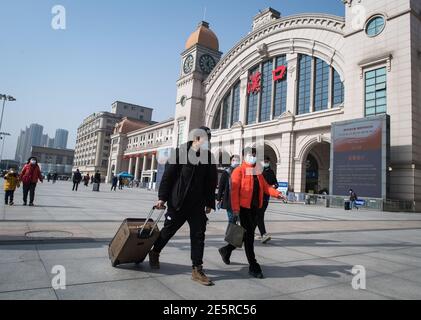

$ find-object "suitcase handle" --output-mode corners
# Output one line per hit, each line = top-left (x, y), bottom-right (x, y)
(139, 206), (166, 238)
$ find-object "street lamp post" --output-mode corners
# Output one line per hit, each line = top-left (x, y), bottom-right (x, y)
(0, 94), (16, 135)
(0, 132), (11, 166)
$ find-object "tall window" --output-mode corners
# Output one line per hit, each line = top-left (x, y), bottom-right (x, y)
(314, 58), (330, 112)
(221, 92), (231, 129)
(332, 69), (344, 106)
(212, 107), (221, 129)
(259, 60), (273, 122)
(247, 67), (259, 125)
(177, 120), (185, 147)
(365, 67), (387, 116)
(274, 55), (288, 117)
(297, 54), (312, 115)
(231, 82), (240, 125)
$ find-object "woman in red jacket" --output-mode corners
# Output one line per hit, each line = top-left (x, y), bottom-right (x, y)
(219, 147), (284, 279)
(20, 157), (43, 206)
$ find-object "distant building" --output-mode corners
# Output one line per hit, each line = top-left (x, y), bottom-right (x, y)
(107, 118), (174, 187)
(14, 124), (44, 163)
(0, 159), (20, 171)
(54, 129), (69, 149)
(73, 102), (154, 178)
(31, 146), (75, 175)
(111, 101), (153, 122)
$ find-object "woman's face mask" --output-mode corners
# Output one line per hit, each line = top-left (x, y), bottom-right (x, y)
(231, 160), (240, 168)
(30, 160), (36, 165)
(262, 162), (270, 168)
(245, 154), (257, 165)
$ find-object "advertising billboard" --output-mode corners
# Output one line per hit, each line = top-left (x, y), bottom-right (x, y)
(330, 115), (389, 198)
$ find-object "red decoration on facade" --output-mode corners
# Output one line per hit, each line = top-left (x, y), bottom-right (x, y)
(273, 65), (287, 81)
(247, 72), (261, 95)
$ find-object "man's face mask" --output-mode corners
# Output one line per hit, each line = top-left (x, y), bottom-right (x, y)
(30, 160), (36, 165)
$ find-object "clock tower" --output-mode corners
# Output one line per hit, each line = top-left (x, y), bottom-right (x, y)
(174, 21), (222, 147)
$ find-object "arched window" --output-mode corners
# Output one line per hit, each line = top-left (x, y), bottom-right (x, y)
(297, 54), (312, 115)
(274, 55), (288, 117)
(231, 82), (240, 125)
(247, 66), (260, 125)
(221, 92), (231, 129)
(212, 80), (241, 130)
(259, 60), (273, 122)
(314, 58), (330, 111)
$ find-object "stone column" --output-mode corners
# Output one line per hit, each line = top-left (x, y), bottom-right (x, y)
(128, 157), (133, 175)
(134, 156), (141, 180)
(238, 71), (249, 125)
(140, 155), (147, 185)
(285, 53), (298, 115)
(150, 153), (156, 189)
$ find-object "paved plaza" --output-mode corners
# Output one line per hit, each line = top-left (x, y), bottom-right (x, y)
(1, 180), (421, 300)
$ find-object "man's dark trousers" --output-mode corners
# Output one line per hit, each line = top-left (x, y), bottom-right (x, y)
(152, 205), (208, 267)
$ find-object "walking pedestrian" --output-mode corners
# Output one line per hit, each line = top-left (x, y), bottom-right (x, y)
(72, 169), (82, 191)
(216, 155), (240, 264)
(20, 157), (43, 206)
(84, 174), (90, 187)
(4, 168), (20, 206)
(52, 172), (58, 184)
(118, 175), (124, 190)
(150, 126), (217, 286)
(349, 189), (358, 210)
(218, 147), (284, 279)
(256, 156), (279, 244)
(111, 175), (118, 191)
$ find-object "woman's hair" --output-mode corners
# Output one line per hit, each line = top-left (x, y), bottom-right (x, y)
(230, 155), (240, 161)
(27, 157), (38, 164)
(242, 147), (257, 156)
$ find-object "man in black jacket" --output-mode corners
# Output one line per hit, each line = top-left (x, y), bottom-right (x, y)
(150, 126), (218, 286)
(257, 156), (279, 244)
(72, 169), (82, 192)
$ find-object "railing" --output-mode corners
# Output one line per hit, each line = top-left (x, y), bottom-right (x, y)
(284, 192), (416, 212)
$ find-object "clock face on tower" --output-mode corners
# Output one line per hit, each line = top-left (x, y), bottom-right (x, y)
(199, 54), (216, 73)
(183, 55), (194, 74)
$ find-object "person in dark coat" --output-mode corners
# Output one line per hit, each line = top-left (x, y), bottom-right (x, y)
(256, 156), (279, 244)
(150, 126), (217, 286)
(111, 175), (118, 191)
(72, 169), (82, 191)
(216, 155), (240, 265)
(118, 175), (124, 190)
(84, 174), (90, 187)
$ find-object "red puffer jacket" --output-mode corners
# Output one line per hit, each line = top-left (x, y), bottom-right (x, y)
(231, 162), (281, 213)
(20, 164), (43, 185)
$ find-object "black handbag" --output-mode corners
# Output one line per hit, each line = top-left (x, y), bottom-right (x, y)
(224, 218), (245, 248)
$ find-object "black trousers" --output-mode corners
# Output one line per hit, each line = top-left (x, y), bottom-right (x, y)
(257, 199), (269, 236)
(23, 183), (37, 204)
(111, 185), (117, 191)
(72, 182), (80, 191)
(152, 206), (208, 267)
(5, 190), (14, 204)
(222, 207), (259, 268)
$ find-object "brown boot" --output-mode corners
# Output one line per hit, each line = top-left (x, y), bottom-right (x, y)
(192, 266), (214, 286)
(149, 250), (160, 269)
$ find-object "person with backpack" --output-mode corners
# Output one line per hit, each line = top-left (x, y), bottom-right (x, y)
(218, 147), (284, 279)
(20, 157), (43, 206)
(111, 175), (118, 191)
(150, 126), (218, 286)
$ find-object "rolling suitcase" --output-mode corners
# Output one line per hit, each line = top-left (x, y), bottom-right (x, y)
(108, 207), (166, 267)
(93, 183), (100, 192)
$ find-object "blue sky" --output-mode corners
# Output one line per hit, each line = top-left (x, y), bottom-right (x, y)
(0, 0), (344, 159)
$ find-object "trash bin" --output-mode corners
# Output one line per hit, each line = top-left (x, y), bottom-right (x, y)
(344, 201), (351, 211)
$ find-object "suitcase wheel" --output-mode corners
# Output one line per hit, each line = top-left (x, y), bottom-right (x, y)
(112, 260), (120, 268)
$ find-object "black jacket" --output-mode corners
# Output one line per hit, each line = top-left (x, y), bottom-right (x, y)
(94, 173), (101, 183)
(262, 167), (278, 200)
(73, 172), (82, 183)
(158, 142), (217, 212)
(217, 168), (234, 211)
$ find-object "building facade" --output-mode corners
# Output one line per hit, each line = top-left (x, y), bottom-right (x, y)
(54, 129), (69, 149)
(31, 146), (74, 175)
(107, 118), (174, 188)
(73, 102), (153, 178)
(171, 0), (421, 209)
(15, 124), (44, 163)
